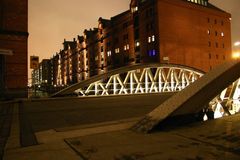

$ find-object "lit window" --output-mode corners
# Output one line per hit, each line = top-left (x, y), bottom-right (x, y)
(132, 6), (138, 13)
(148, 50), (156, 56)
(126, 44), (129, 50)
(124, 44), (130, 51)
(115, 48), (120, 53)
(136, 41), (140, 47)
(207, 30), (210, 35)
(152, 35), (155, 42)
(135, 6), (138, 11)
(221, 32), (224, 37)
(148, 37), (151, 43)
(148, 35), (155, 43)
(152, 50), (156, 56)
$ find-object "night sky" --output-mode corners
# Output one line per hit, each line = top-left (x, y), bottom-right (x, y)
(28, 0), (240, 75)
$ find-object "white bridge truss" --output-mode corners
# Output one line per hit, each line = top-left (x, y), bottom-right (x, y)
(74, 66), (204, 96)
(208, 78), (240, 119)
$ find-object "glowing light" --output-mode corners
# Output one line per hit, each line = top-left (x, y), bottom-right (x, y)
(234, 41), (240, 46)
(214, 103), (223, 119)
(203, 114), (208, 121)
(232, 51), (240, 59)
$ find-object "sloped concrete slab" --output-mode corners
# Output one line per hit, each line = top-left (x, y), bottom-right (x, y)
(132, 60), (240, 133)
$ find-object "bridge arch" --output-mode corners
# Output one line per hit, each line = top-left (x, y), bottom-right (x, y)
(132, 60), (240, 133)
(52, 63), (204, 97)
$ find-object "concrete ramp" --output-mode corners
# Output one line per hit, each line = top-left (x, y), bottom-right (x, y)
(132, 60), (240, 133)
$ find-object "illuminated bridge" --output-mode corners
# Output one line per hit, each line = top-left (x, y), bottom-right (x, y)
(132, 60), (240, 133)
(52, 63), (204, 97)
(52, 62), (240, 124)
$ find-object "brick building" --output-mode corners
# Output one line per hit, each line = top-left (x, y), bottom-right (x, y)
(0, 0), (28, 98)
(131, 0), (231, 71)
(33, 0), (231, 90)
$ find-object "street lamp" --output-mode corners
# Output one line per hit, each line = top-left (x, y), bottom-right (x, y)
(232, 41), (240, 59)
(232, 51), (240, 59)
(234, 41), (240, 47)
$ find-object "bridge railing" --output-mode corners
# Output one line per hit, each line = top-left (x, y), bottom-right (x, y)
(73, 66), (204, 97)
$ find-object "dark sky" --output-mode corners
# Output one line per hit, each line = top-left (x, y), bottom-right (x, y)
(28, 0), (240, 75)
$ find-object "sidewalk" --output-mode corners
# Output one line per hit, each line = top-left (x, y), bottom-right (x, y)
(65, 114), (240, 160)
(1, 101), (81, 160)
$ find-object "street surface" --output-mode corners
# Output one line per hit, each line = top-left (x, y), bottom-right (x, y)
(22, 93), (173, 132)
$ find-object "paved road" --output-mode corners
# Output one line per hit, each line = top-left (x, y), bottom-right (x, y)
(1, 93), (173, 160)
(22, 93), (174, 132)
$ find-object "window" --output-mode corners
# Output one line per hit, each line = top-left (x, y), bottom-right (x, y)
(136, 41), (140, 47)
(216, 54), (219, 59)
(208, 41), (211, 47)
(123, 34), (128, 40)
(148, 35), (155, 43)
(107, 51), (111, 56)
(222, 43), (225, 48)
(152, 35), (155, 42)
(115, 48), (120, 53)
(148, 37), (151, 43)
(124, 45), (127, 51)
(207, 30), (210, 35)
(215, 19), (217, 24)
(95, 56), (98, 61)
(146, 23), (154, 32)
(132, 6), (138, 13)
(126, 44), (129, 50)
(207, 18), (210, 23)
(101, 46), (104, 52)
(209, 53), (211, 59)
(134, 16), (139, 26)
(221, 21), (224, 26)
(221, 32), (224, 37)
(188, 0), (208, 6)
(216, 42), (218, 48)
(215, 31), (218, 36)
(148, 50), (156, 56)
(134, 28), (139, 39)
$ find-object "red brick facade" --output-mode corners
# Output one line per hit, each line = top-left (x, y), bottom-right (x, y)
(157, 0), (231, 72)
(0, 0), (28, 98)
